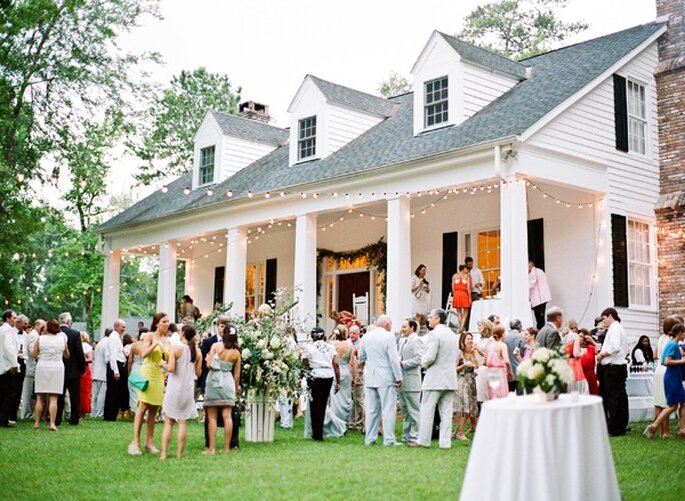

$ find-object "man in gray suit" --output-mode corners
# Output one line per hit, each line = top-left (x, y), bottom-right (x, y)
(536, 307), (563, 351)
(358, 315), (402, 446)
(412, 308), (459, 449)
(398, 318), (423, 443)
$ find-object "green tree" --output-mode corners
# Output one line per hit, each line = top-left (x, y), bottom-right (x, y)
(378, 71), (412, 98)
(457, 0), (588, 60)
(132, 68), (242, 184)
(0, 0), (161, 312)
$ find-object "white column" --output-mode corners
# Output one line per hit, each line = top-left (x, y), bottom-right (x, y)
(386, 196), (412, 331)
(293, 213), (317, 330)
(157, 240), (178, 317)
(500, 178), (532, 327)
(101, 249), (121, 340)
(594, 194), (613, 311)
(226, 228), (247, 320)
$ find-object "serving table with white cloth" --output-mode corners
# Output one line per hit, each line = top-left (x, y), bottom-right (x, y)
(460, 394), (620, 501)
(468, 298), (502, 332)
(626, 371), (654, 422)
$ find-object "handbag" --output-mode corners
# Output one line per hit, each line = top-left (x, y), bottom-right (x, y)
(128, 370), (149, 391)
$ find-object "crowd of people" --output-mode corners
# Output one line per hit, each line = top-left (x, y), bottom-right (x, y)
(1, 285), (684, 455)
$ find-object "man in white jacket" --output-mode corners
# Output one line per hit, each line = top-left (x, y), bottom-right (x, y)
(412, 308), (459, 449)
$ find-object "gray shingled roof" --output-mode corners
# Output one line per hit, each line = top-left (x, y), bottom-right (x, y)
(308, 75), (396, 117)
(99, 21), (665, 233)
(438, 32), (527, 79)
(210, 110), (288, 146)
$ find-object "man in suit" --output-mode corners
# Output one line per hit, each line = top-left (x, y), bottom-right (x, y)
(347, 325), (364, 431)
(536, 307), (563, 351)
(398, 318), (423, 443)
(358, 314), (402, 446)
(200, 316), (240, 450)
(412, 308), (459, 449)
(57, 312), (85, 425)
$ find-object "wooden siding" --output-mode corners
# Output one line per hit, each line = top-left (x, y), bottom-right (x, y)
(326, 104), (384, 155)
(220, 136), (275, 181)
(528, 44), (659, 216)
(462, 62), (519, 120)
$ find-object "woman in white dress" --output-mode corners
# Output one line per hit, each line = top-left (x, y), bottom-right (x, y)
(323, 325), (356, 437)
(411, 265), (431, 320)
(474, 318), (494, 413)
(33, 319), (69, 431)
(160, 325), (202, 459)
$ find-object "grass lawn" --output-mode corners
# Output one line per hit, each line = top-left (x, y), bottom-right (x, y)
(0, 417), (683, 500)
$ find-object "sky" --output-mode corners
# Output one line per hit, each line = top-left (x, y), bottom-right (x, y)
(103, 0), (657, 198)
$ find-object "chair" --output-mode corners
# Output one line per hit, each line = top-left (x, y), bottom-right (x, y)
(353, 292), (369, 326)
(445, 293), (459, 330)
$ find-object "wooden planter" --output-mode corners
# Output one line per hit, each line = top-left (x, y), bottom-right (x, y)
(245, 391), (276, 442)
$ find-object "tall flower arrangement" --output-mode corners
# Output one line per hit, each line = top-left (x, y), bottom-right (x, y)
(238, 292), (305, 399)
(516, 348), (574, 395)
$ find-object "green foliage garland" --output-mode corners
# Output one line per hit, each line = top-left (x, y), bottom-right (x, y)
(317, 238), (387, 307)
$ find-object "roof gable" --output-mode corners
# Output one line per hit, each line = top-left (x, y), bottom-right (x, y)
(209, 109), (288, 146)
(289, 75), (396, 118)
(99, 20), (666, 233)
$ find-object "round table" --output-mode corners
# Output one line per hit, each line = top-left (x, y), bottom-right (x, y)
(460, 394), (620, 501)
(627, 372), (655, 422)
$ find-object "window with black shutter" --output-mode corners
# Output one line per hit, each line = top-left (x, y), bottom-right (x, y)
(611, 214), (629, 307)
(527, 218), (545, 272)
(613, 74), (629, 152)
(265, 258), (277, 306)
(442, 232), (458, 308)
(214, 266), (225, 306)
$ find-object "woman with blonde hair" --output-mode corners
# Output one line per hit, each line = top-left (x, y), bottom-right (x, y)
(561, 319), (588, 394)
(129, 312), (170, 456)
(323, 324), (356, 437)
(474, 318), (494, 407)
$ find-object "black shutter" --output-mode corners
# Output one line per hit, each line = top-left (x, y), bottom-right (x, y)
(613, 74), (628, 152)
(214, 266), (225, 306)
(441, 232), (458, 308)
(611, 214), (629, 307)
(527, 218), (545, 272)
(265, 258), (278, 306)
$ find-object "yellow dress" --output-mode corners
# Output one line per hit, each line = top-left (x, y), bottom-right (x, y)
(138, 344), (166, 406)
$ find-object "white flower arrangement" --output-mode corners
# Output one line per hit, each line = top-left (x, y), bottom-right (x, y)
(238, 291), (305, 400)
(517, 348), (574, 395)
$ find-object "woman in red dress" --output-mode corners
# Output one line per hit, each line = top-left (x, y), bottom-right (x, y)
(578, 328), (599, 395)
(79, 331), (93, 420)
(452, 265), (472, 332)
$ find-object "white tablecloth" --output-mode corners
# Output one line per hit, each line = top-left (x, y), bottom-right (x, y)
(460, 395), (620, 501)
(468, 299), (501, 332)
(627, 373), (655, 422)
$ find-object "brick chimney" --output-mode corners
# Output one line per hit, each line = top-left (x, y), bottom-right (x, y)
(655, 0), (685, 319)
(238, 100), (271, 123)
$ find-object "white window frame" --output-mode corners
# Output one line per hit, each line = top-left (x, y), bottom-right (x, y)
(626, 218), (654, 309)
(626, 78), (647, 156)
(198, 145), (216, 186)
(424, 76), (449, 128)
(298, 115), (317, 161)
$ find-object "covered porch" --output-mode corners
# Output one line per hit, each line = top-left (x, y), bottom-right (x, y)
(99, 145), (611, 336)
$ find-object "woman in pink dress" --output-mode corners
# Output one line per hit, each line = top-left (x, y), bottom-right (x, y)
(485, 325), (512, 399)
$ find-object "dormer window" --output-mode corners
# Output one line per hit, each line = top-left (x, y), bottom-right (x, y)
(199, 145), (216, 185)
(298, 116), (317, 160)
(424, 76), (449, 127)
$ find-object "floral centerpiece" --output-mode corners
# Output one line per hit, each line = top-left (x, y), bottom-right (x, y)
(238, 291), (306, 441)
(516, 348), (575, 400)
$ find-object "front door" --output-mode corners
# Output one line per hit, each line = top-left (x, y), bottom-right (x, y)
(337, 271), (370, 313)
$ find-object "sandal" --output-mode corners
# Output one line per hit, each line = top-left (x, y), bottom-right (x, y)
(643, 425), (655, 439)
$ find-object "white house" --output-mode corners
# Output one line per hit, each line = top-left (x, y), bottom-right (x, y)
(97, 21), (667, 342)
